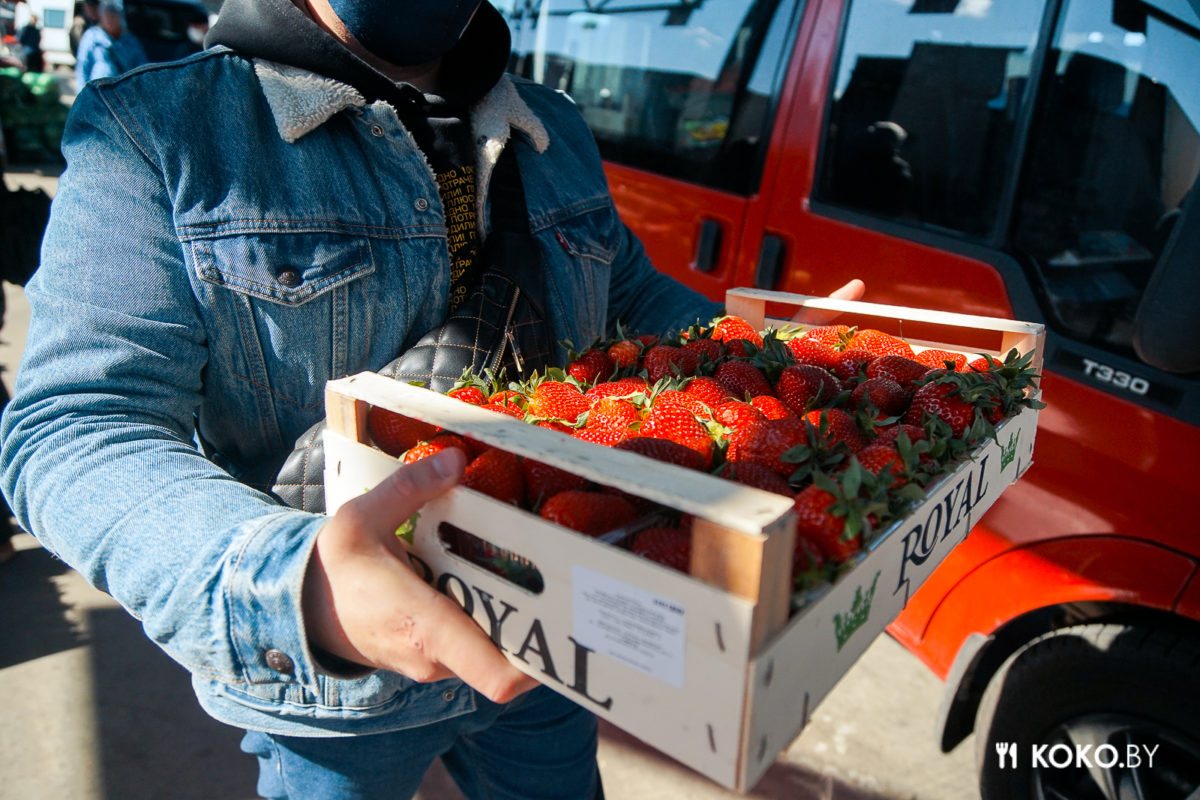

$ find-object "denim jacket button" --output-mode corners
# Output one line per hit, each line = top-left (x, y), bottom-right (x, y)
(414, 197), (429, 211)
(265, 649), (294, 674)
(441, 688), (456, 702)
(369, 124), (385, 138)
(275, 268), (302, 288)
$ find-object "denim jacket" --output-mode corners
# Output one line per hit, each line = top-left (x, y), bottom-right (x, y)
(0, 47), (720, 735)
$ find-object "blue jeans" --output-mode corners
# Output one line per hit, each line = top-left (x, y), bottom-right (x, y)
(240, 686), (603, 799)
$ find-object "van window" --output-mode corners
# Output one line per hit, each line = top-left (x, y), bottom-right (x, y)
(42, 8), (67, 28)
(1013, 0), (1200, 362)
(816, 0), (1046, 237)
(497, 0), (801, 194)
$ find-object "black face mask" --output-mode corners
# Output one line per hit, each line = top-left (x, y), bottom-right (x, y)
(326, 0), (483, 66)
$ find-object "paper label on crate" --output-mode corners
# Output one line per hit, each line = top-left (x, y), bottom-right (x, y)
(572, 566), (686, 688)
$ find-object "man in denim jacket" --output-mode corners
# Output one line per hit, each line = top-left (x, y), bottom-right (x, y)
(1, 0), (864, 797)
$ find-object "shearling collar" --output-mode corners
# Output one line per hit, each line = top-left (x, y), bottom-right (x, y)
(253, 59), (549, 156)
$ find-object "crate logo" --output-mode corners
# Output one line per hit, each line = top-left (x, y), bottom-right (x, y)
(833, 571), (879, 651)
(1000, 430), (1020, 470)
(994, 741), (1158, 771)
(895, 455), (991, 604)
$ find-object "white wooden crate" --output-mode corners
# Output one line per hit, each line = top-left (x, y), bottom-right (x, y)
(322, 290), (1044, 791)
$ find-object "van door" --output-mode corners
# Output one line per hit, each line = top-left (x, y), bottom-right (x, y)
(498, 0), (808, 304)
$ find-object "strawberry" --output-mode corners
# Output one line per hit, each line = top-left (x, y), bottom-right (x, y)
(851, 442), (906, 488)
(915, 349), (967, 371)
(488, 389), (526, 408)
(367, 407), (439, 457)
(846, 328), (915, 358)
(463, 448), (523, 505)
(641, 403), (714, 467)
(775, 364), (841, 416)
(539, 490), (638, 537)
(803, 407), (868, 453)
(728, 417), (807, 476)
(710, 315), (764, 348)
(567, 349), (615, 385)
(573, 426), (634, 447)
(606, 338), (641, 368)
(802, 325), (851, 349)
(849, 376), (909, 418)
(876, 422), (927, 445)
(682, 375), (731, 408)
(715, 360), (775, 399)
(614, 436), (705, 471)
(831, 347), (876, 384)
(402, 433), (469, 464)
(631, 526), (692, 572)
(643, 345), (700, 382)
(535, 419), (574, 435)
(681, 336), (724, 365)
(586, 396), (640, 432)
(585, 377), (648, 404)
(967, 355), (1004, 372)
(527, 381), (590, 424)
(865, 355), (929, 390)
(724, 461), (793, 496)
(482, 401), (526, 420)
(786, 337), (838, 370)
(793, 484), (861, 563)
(750, 395), (795, 420)
(447, 386), (486, 405)
(903, 373), (980, 437)
(652, 389), (714, 421)
(521, 458), (589, 508)
(713, 399), (766, 431)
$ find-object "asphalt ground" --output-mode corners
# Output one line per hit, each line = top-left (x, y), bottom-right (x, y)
(0, 164), (979, 800)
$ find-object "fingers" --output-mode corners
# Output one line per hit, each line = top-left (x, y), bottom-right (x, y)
(340, 448), (466, 540)
(790, 278), (867, 326)
(829, 278), (866, 302)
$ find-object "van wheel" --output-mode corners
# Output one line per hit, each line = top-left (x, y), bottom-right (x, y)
(975, 623), (1200, 800)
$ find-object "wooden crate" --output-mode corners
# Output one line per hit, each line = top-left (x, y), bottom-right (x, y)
(322, 291), (1044, 791)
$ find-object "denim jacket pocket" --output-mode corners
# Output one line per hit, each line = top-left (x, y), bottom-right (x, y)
(541, 202), (619, 345)
(186, 230), (379, 453)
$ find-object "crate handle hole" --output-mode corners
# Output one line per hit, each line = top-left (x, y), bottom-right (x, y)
(437, 522), (545, 594)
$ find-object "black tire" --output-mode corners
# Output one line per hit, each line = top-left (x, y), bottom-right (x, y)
(975, 623), (1200, 800)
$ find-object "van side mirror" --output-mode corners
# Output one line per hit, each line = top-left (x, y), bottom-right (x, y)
(1132, 186), (1200, 374)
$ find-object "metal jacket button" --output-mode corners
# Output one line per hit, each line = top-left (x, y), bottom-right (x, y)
(370, 124), (385, 137)
(442, 688), (456, 702)
(276, 268), (302, 288)
(265, 649), (294, 674)
(414, 197), (429, 211)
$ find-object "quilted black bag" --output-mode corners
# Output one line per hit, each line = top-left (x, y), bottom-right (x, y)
(271, 148), (551, 512)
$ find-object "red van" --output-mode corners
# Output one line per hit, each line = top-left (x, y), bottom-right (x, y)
(499, 1), (1200, 796)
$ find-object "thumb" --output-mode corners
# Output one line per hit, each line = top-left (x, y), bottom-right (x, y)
(348, 448), (467, 536)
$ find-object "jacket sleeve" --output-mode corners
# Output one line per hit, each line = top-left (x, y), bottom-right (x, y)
(0, 84), (335, 693)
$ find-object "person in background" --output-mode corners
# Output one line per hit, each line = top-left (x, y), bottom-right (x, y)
(70, 0), (101, 57)
(17, 14), (43, 73)
(74, 1), (147, 86)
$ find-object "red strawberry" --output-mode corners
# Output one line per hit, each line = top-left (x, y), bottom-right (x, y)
(643, 345), (700, 382)
(967, 355), (1004, 372)
(488, 389), (526, 407)
(586, 396), (640, 432)
(463, 448), (523, 505)
(631, 526), (691, 572)
(775, 364), (841, 416)
(535, 420), (574, 435)
(865, 355), (930, 390)
(714, 360), (775, 399)
(367, 407), (439, 457)
(710, 315), (764, 348)
(447, 386), (486, 405)
(586, 377), (648, 404)
(915, 349), (967, 371)
(849, 376), (909, 418)
(846, 329), (915, 358)
(539, 490), (638, 537)
(653, 389), (714, 421)
(902, 375), (976, 437)
(637, 334), (659, 349)
(713, 399), (766, 431)
(573, 426), (634, 447)
(614, 436), (705, 471)
(681, 337), (724, 365)
(682, 375), (731, 408)
(877, 422), (927, 444)
(728, 417), (807, 476)
(802, 325), (851, 349)
(568, 349), (615, 384)
(724, 461), (793, 496)
(641, 403), (714, 467)
(803, 408), (868, 453)
(521, 458), (589, 507)
(831, 348), (876, 384)
(482, 401), (526, 419)
(606, 338), (641, 368)
(750, 395), (795, 420)
(402, 433), (469, 464)
(527, 381), (590, 424)
(786, 337), (838, 370)
(793, 485), (861, 563)
(852, 442), (906, 488)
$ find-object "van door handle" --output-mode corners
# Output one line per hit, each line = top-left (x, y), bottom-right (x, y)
(692, 219), (723, 273)
(755, 234), (786, 289)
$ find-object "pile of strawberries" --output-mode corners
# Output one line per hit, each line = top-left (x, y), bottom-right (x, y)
(367, 315), (1042, 596)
